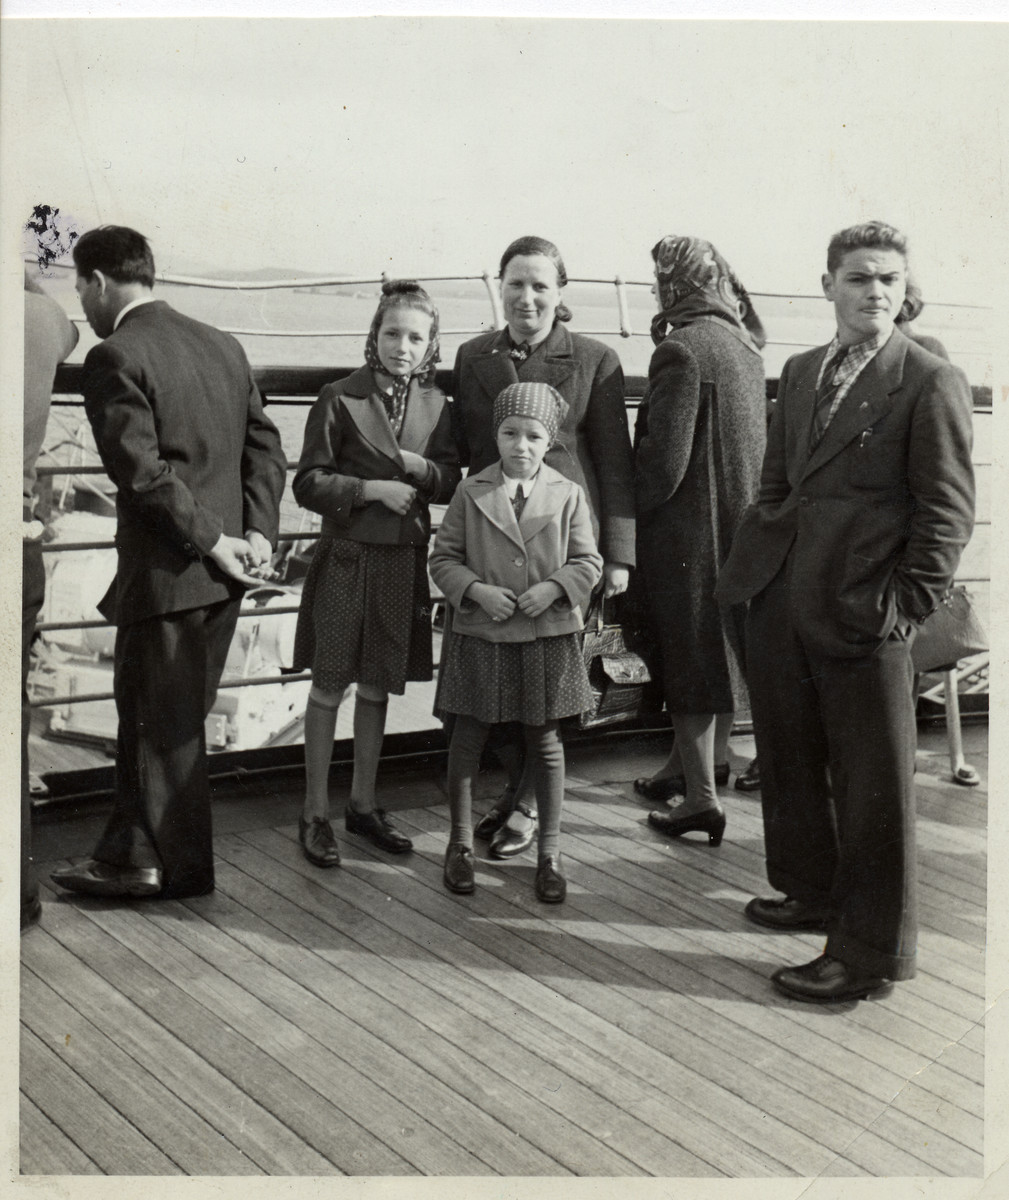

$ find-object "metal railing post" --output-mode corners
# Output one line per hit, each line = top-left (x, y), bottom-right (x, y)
(614, 276), (632, 338)
(481, 270), (504, 328)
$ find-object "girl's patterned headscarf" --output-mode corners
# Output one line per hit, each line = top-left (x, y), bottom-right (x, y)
(364, 280), (441, 436)
(650, 236), (766, 353)
(492, 381), (569, 444)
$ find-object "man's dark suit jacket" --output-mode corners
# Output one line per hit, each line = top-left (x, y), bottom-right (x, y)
(451, 323), (636, 567)
(81, 300), (287, 625)
(717, 330), (975, 658)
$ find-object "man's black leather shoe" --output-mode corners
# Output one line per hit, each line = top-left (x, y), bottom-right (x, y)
(50, 858), (162, 898)
(772, 953), (894, 1003)
(489, 801), (537, 859)
(734, 757), (761, 792)
(345, 808), (413, 854)
(744, 896), (832, 932)
(299, 816), (341, 867)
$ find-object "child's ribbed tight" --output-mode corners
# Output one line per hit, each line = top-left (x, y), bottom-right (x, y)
(448, 716), (564, 858)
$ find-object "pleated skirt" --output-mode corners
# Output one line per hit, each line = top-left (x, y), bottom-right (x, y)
(292, 536), (433, 695)
(435, 627), (593, 726)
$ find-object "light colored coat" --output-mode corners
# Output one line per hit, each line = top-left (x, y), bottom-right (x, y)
(430, 462), (602, 643)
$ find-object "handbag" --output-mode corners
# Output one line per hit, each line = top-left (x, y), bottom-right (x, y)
(578, 593), (663, 729)
(910, 585), (988, 673)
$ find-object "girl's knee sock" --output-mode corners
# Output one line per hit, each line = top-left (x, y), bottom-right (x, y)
(304, 693), (341, 817)
(349, 692), (388, 813)
(447, 716), (490, 848)
(527, 722), (564, 859)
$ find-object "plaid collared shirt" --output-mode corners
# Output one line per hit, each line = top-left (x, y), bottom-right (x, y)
(813, 328), (893, 431)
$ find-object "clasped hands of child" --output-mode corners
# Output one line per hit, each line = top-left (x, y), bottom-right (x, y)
(466, 579), (565, 622)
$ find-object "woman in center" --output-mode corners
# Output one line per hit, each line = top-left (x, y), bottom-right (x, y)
(430, 382), (602, 902)
(451, 235), (635, 857)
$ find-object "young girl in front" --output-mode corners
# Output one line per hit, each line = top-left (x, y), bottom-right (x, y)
(430, 382), (602, 902)
(291, 280), (460, 866)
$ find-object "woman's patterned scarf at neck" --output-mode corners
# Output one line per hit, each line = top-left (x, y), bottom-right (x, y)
(364, 308), (441, 438)
(650, 236), (766, 353)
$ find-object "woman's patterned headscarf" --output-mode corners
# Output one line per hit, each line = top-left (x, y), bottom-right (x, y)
(650, 236), (766, 353)
(364, 281), (441, 436)
(493, 381), (569, 444)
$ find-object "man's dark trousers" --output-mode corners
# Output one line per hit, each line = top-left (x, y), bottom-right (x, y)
(94, 598), (240, 899)
(746, 559), (918, 981)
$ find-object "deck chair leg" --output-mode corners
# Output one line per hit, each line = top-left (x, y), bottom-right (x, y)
(943, 667), (980, 787)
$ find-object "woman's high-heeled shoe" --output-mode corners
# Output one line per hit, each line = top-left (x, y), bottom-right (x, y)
(647, 805), (726, 846)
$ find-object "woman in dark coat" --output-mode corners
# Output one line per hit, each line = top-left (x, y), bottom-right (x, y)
(634, 236), (767, 846)
(451, 235), (636, 855)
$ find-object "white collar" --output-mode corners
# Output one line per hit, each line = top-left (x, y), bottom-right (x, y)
(112, 295), (157, 331)
(501, 466), (541, 499)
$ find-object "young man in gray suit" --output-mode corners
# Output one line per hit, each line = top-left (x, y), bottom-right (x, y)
(717, 221), (975, 1003)
(51, 226), (287, 901)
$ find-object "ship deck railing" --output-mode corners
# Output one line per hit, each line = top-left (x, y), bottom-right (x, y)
(30, 270), (992, 801)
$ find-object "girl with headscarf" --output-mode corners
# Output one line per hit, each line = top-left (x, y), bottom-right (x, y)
(633, 237), (767, 846)
(291, 280), (461, 867)
(430, 381), (603, 903)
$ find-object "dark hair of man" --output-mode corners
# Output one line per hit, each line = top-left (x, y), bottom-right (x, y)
(498, 235), (573, 323)
(72, 226), (156, 288)
(826, 221), (908, 275)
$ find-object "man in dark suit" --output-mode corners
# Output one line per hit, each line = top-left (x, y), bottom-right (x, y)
(51, 226), (286, 901)
(717, 221), (975, 1003)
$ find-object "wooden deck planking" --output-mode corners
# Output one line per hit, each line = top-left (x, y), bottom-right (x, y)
(21, 964), (260, 1176)
(141, 865), (581, 1177)
(214, 834), (713, 1177)
(551, 790), (981, 1064)
(392, 811), (884, 1169)
(80, 895), (498, 1179)
(29, 887), (380, 1176)
(263, 811), (885, 1177)
(20, 923), (335, 1175)
(226, 830), (787, 1176)
(607, 782), (983, 1017)
(23, 726), (986, 1178)
(399, 800), (980, 1173)
(20, 1026), (180, 1175)
(18, 1095), (103, 1177)
(161, 887), (571, 1178)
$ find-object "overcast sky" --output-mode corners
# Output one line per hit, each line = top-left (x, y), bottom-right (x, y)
(5, 18), (1006, 304)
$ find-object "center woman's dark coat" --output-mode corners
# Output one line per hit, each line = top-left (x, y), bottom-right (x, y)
(634, 317), (766, 712)
(452, 323), (636, 567)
